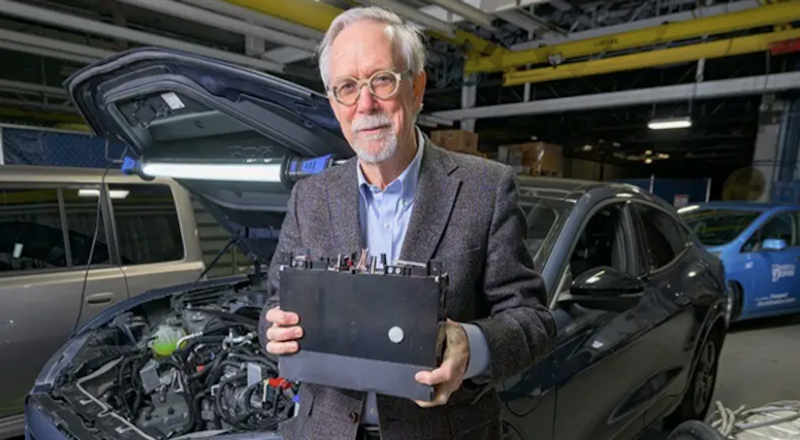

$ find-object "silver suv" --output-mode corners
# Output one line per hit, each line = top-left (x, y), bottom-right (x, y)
(0, 165), (204, 438)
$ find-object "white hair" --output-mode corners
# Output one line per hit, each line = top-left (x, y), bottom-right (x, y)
(318, 6), (427, 90)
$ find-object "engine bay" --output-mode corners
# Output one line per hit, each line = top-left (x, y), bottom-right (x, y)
(47, 281), (294, 440)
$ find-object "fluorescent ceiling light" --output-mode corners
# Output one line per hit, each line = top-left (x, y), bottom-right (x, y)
(648, 117), (692, 130)
(141, 162), (282, 182)
(78, 189), (130, 199)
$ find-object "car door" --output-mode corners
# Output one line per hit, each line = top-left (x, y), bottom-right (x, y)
(0, 183), (126, 420)
(631, 202), (712, 426)
(106, 182), (204, 298)
(61, 184), (130, 329)
(550, 200), (654, 440)
(739, 210), (800, 315)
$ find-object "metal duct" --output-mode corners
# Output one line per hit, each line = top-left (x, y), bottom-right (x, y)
(178, 0), (324, 40)
(0, 28), (114, 60)
(0, 0), (284, 73)
(430, 71), (800, 120)
(354, 0), (455, 36)
(115, 0), (318, 51)
(422, 0), (496, 29)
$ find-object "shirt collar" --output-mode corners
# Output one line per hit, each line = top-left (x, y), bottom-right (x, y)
(357, 126), (425, 205)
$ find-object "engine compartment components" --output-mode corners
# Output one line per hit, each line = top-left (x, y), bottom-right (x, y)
(50, 288), (295, 439)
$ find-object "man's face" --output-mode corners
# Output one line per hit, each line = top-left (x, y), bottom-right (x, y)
(327, 20), (426, 163)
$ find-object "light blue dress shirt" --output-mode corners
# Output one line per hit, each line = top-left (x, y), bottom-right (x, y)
(357, 127), (490, 426)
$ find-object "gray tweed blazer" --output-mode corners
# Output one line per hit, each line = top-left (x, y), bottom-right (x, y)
(258, 134), (555, 440)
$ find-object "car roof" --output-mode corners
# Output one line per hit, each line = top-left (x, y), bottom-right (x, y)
(691, 201), (800, 212)
(517, 175), (657, 203)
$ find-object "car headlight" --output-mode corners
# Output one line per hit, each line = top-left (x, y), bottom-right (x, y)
(32, 333), (89, 392)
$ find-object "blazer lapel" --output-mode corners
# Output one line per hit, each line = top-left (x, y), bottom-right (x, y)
(399, 138), (461, 264)
(326, 158), (365, 254)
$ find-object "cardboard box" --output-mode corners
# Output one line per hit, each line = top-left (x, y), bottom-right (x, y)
(432, 130), (478, 153)
(500, 142), (563, 176)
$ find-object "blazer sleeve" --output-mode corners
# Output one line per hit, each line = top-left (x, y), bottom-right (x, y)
(469, 165), (556, 385)
(258, 181), (303, 353)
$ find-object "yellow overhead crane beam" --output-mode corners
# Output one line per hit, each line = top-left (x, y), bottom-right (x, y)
(503, 27), (800, 86)
(221, 0), (507, 58)
(466, 0), (800, 74)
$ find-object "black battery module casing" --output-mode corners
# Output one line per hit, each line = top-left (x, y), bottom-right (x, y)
(277, 254), (447, 401)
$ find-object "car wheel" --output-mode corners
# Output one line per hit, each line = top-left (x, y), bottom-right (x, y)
(664, 329), (722, 429)
(667, 420), (727, 440)
(727, 283), (743, 324)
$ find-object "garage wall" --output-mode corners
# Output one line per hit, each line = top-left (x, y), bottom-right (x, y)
(565, 158), (624, 181)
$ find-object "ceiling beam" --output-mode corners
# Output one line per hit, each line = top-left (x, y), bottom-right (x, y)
(504, 28), (800, 86)
(0, 79), (68, 97)
(0, 28), (115, 60)
(467, 0), (800, 74)
(512, 0), (761, 51)
(430, 71), (800, 120)
(0, 40), (98, 64)
(0, 0), (284, 73)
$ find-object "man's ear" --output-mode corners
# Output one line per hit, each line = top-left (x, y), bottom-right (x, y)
(413, 70), (427, 109)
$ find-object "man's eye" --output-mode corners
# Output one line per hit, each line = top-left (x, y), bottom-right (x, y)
(374, 75), (393, 84)
(337, 83), (356, 93)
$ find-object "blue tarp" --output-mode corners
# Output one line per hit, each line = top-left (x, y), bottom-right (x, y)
(1, 127), (127, 168)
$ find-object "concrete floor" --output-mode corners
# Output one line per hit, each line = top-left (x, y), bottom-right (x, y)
(13, 313), (800, 440)
(643, 312), (800, 439)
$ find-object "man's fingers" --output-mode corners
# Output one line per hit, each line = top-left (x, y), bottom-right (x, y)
(415, 359), (454, 386)
(413, 387), (451, 408)
(265, 307), (299, 326)
(266, 324), (303, 342)
(266, 341), (299, 355)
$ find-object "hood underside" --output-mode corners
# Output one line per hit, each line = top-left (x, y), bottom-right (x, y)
(65, 47), (354, 262)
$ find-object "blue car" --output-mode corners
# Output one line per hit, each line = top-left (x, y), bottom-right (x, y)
(26, 48), (727, 440)
(680, 201), (800, 322)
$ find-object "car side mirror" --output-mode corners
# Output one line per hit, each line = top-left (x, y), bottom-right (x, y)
(762, 238), (787, 252)
(566, 266), (645, 312)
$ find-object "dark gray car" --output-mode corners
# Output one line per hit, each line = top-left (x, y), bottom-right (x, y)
(25, 48), (727, 440)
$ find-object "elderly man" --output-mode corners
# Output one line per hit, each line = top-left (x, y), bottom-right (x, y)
(259, 6), (555, 440)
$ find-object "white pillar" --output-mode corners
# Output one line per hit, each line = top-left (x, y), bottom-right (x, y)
(460, 79), (477, 132)
(752, 96), (786, 202)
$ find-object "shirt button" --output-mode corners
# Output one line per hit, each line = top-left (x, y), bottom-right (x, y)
(349, 411), (360, 424)
(383, 222), (391, 229)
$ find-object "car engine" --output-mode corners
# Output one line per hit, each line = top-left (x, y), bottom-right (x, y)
(49, 282), (295, 439)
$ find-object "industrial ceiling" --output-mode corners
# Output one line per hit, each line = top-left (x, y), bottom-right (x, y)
(0, 0), (799, 179)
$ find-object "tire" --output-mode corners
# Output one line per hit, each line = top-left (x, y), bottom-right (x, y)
(663, 328), (722, 429)
(727, 283), (743, 324)
(667, 420), (727, 440)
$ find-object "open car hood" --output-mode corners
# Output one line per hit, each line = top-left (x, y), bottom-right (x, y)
(66, 48), (353, 263)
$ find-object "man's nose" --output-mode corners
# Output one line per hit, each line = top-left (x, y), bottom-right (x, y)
(355, 84), (378, 113)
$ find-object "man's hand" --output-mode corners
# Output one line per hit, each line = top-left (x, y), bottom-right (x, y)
(413, 319), (470, 408)
(265, 307), (303, 355)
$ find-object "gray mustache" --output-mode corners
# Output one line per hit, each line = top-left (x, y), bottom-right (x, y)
(353, 115), (393, 132)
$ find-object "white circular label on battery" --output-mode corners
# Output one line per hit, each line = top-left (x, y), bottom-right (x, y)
(388, 326), (404, 344)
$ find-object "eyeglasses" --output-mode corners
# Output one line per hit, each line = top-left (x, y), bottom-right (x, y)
(329, 69), (412, 106)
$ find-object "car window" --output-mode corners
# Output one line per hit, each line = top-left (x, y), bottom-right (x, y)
(568, 203), (628, 282)
(109, 184), (185, 265)
(742, 212), (798, 252)
(62, 187), (112, 266)
(634, 204), (686, 272)
(682, 209), (761, 246)
(0, 188), (68, 274)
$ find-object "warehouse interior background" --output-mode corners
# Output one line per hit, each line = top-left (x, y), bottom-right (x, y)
(1, 0), (799, 207)
(1, 2), (800, 440)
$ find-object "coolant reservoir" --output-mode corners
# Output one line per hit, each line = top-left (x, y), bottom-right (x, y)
(149, 324), (186, 357)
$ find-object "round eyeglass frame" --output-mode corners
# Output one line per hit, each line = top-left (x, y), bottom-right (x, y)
(328, 69), (412, 106)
